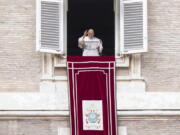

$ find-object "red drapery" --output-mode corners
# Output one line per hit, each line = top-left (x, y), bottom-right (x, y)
(67, 56), (117, 135)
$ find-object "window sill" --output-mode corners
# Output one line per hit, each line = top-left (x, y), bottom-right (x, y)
(53, 55), (130, 68)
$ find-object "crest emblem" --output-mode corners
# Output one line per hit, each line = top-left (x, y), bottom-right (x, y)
(86, 110), (101, 124)
(82, 100), (103, 130)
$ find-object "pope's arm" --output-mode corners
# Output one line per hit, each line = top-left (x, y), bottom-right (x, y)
(78, 36), (85, 49)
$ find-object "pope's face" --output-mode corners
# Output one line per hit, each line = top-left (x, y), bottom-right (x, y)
(88, 30), (94, 38)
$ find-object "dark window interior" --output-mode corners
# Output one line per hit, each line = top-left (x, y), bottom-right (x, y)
(67, 0), (115, 56)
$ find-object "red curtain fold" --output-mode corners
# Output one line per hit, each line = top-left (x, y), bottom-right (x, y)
(67, 56), (117, 135)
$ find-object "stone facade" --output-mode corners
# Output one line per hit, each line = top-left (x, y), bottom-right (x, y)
(0, 0), (180, 134)
(0, 0), (41, 92)
(142, 0), (180, 91)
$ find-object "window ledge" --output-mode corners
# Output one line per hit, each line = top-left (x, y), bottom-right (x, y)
(53, 55), (130, 68)
(41, 76), (144, 81)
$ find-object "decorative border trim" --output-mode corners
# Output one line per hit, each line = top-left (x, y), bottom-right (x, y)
(67, 60), (116, 135)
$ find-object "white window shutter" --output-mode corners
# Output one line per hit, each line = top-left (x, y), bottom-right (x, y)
(36, 0), (64, 54)
(120, 0), (148, 54)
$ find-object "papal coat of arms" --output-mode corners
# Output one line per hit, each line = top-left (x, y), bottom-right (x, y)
(82, 100), (103, 130)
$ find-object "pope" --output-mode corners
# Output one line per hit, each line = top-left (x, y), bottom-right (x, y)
(78, 29), (103, 56)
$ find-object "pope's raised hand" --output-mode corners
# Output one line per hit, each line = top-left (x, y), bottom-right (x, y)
(83, 30), (88, 37)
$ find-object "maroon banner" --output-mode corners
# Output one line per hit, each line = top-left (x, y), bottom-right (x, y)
(67, 56), (117, 135)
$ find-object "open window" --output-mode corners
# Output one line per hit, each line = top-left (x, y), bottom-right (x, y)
(36, 0), (65, 54)
(67, 0), (115, 56)
(36, 0), (148, 55)
(120, 0), (148, 54)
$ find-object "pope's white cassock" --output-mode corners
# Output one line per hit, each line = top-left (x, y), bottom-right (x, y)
(78, 36), (103, 56)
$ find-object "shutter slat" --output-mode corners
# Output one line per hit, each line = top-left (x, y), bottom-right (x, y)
(36, 0), (64, 53)
(41, 1), (60, 50)
(120, 0), (148, 54)
(124, 2), (143, 51)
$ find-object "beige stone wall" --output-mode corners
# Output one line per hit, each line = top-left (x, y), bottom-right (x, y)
(0, 0), (41, 91)
(0, 118), (69, 135)
(142, 0), (180, 91)
(0, 117), (180, 135)
(119, 118), (180, 135)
